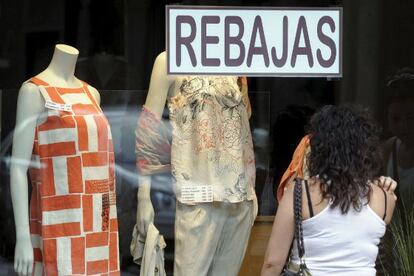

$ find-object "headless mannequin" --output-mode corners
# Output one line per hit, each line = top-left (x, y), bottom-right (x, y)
(10, 44), (100, 276)
(136, 51), (257, 275)
(135, 51), (175, 236)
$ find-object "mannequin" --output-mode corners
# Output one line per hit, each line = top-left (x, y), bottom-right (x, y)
(11, 44), (119, 275)
(134, 52), (175, 237)
(134, 51), (257, 276)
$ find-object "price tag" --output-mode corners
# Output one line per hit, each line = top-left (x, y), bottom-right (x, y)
(181, 185), (213, 203)
(45, 100), (73, 112)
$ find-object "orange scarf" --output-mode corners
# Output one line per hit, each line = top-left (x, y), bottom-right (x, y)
(277, 135), (310, 201)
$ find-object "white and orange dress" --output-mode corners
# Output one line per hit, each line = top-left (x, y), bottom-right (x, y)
(27, 77), (119, 275)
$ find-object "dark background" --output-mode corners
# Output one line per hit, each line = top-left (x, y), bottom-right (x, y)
(1, 0), (413, 274)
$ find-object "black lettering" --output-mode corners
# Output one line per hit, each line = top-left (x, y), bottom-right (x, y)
(291, 16), (314, 68)
(247, 16), (270, 67)
(317, 16), (336, 68)
(176, 15), (197, 67)
(225, 16), (245, 67)
(271, 16), (288, 67)
(201, 16), (220, 66)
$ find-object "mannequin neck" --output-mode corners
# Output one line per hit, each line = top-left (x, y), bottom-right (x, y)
(37, 44), (81, 87)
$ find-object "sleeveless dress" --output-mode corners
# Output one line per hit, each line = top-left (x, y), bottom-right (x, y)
(27, 77), (120, 275)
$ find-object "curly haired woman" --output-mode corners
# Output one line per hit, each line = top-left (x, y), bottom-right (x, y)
(262, 105), (397, 276)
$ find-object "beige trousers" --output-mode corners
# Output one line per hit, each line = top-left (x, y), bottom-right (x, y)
(174, 201), (254, 276)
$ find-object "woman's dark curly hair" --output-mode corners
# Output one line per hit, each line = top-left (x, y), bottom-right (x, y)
(307, 105), (382, 214)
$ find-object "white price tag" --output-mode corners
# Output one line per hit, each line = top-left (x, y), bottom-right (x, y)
(45, 100), (73, 112)
(181, 185), (213, 203)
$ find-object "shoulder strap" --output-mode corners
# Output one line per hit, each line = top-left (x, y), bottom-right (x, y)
(81, 82), (101, 110)
(26, 77), (58, 103)
(282, 179), (309, 273)
(304, 180), (314, 218)
(294, 178), (307, 269)
(379, 187), (387, 220)
(29, 77), (50, 86)
(80, 80), (89, 88)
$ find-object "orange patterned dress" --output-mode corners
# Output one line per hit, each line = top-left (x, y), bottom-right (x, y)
(27, 77), (119, 275)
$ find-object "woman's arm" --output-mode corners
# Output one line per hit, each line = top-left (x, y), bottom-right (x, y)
(373, 176), (398, 201)
(261, 183), (295, 276)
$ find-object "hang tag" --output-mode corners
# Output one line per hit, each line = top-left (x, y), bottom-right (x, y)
(181, 185), (213, 203)
(45, 100), (72, 112)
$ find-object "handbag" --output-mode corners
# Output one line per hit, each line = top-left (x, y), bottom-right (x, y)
(281, 178), (312, 276)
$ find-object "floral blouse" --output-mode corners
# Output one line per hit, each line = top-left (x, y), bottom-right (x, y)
(168, 76), (256, 203)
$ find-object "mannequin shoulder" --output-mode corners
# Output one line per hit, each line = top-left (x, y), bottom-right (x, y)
(152, 51), (175, 84)
(155, 51), (167, 64)
(19, 82), (42, 97)
(86, 84), (101, 105)
(152, 51), (168, 73)
(17, 82), (45, 111)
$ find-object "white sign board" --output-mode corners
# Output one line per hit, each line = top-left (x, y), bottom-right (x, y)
(166, 6), (342, 77)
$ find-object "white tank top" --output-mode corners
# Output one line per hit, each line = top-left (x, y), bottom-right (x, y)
(290, 201), (386, 276)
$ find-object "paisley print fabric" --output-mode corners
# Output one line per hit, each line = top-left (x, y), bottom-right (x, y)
(168, 76), (256, 203)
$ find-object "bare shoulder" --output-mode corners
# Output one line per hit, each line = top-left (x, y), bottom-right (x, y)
(277, 181), (295, 215)
(302, 179), (327, 219)
(369, 183), (396, 224)
(283, 181), (295, 198)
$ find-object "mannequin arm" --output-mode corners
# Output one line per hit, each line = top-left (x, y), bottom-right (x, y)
(238, 76), (251, 118)
(144, 51), (175, 116)
(135, 51), (174, 235)
(10, 83), (44, 276)
(135, 175), (154, 236)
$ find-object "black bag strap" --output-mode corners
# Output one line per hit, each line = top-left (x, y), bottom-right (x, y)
(304, 180), (314, 218)
(294, 178), (307, 268)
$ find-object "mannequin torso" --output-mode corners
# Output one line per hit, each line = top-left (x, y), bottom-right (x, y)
(11, 44), (111, 276)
